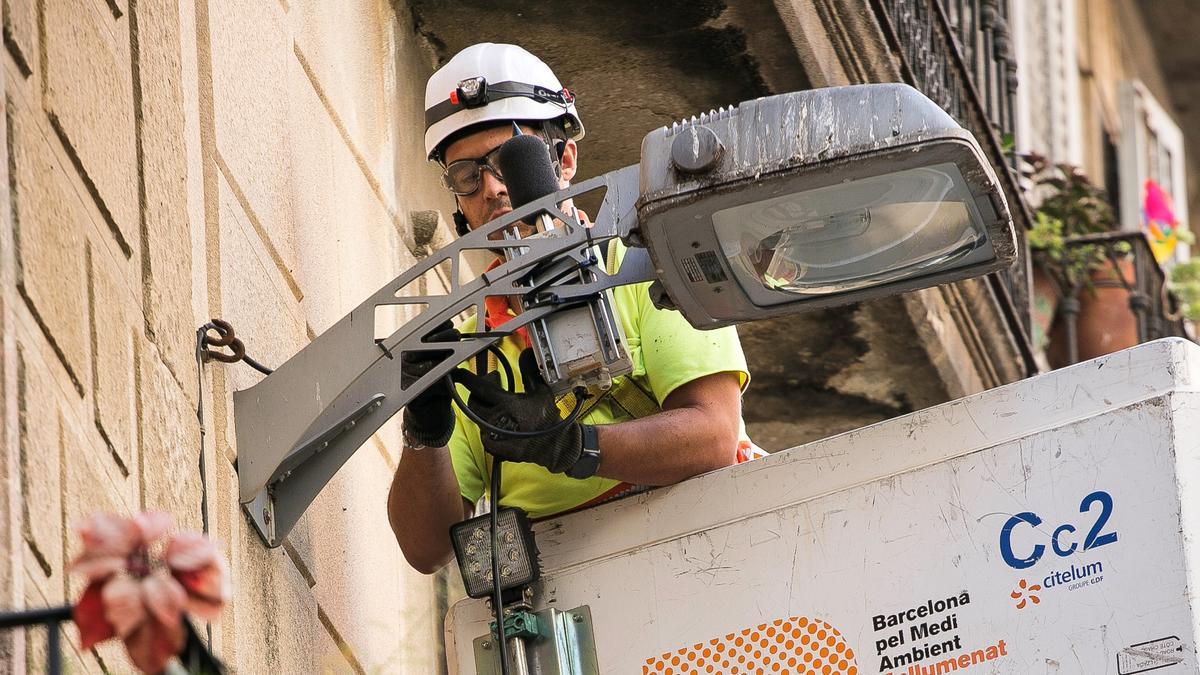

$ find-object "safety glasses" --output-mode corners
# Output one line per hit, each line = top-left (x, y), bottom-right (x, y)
(441, 144), (506, 196)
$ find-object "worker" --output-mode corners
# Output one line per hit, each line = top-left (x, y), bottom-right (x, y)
(387, 43), (759, 574)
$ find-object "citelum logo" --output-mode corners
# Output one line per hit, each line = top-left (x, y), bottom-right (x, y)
(1010, 579), (1041, 609)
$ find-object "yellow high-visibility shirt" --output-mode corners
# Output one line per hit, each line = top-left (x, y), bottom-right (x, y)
(447, 239), (753, 519)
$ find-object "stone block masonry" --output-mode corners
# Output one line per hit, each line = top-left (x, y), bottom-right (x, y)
(9, 88), (91, 394)
(136, 0), (200, 391)
(89, 245), (140, 477)
(0, 0), (452, 672)
(138, 341), (202, 532)
(0, 0), (456, 667)
(43, 0), (139, 259)
(60, 411), (138, 673)
(16, 343), (63, 596)
(3, 0), (37, 78)
(208, 0), (297, 278)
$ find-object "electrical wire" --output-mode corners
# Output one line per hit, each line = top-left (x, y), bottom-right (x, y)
(196, 320), (274, 656)
(447, 339), (589, 440)
(446, 336), (585, 673)
(198, 319), (275, 375)
(193, 325), (216, 651)
(490, 458), (510, 675)
(448, 380), (590, 439)
(241, 354), (274, 376)
(193, 325), (215, 535)
(486, 344), (515, 392)
(487, 342), (517, 675)
(468, 340), (579, 675)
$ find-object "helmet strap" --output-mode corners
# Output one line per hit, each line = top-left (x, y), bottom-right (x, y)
(551, 140), (565, 180)
(540, 119), (566, 180)
(452, 208), (471, 236)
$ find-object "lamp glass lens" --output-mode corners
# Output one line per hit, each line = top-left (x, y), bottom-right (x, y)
(712, 162), (986, 301)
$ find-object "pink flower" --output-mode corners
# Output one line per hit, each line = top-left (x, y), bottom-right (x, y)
(164, 532), (230, 620)
(72, 512), (172, 584)
(69, 512), (228, 674)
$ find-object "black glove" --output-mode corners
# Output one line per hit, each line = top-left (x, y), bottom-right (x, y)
(450, 349), (584, 473)
(400, 320), (460, 448)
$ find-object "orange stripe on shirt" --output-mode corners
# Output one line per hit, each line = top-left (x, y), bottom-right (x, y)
(482, 257), (529, 348)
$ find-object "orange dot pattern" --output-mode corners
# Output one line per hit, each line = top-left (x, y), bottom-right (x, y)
(642, 616), (858, 675)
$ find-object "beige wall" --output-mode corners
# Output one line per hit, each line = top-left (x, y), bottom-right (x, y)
(1072, 0), (1199, 247)
(0, 0), (458, 671)
(1076, 0), (1175, 182)
(1015, 0), (1184, 194)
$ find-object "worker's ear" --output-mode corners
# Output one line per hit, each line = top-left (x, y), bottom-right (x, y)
(558, 138), (578, 187)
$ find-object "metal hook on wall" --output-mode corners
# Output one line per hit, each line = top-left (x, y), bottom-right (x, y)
(199, 319), (274, 375)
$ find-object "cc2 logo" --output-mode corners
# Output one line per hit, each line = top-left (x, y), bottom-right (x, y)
(999, 491), (1118, 570)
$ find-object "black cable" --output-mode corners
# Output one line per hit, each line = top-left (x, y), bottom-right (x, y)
(489, 346), (517, 675)
(448, 338), (582, 674)
(447, 338), (588, 439)
(448, 379), (590, 438)
(241, 354), (274, 376)
(192, 324), (219, 652)
(193, 325), (214, 536)
(490, 458), (510, 675)
(485, 344), (515, 392)
(198, 320), (275, 375)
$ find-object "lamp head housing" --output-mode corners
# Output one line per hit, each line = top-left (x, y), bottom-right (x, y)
(635, 83), (1016, 329)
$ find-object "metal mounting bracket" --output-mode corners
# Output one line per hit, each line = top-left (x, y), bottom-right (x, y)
(233, 165), (650, 547)
(473, 606), (599, 675)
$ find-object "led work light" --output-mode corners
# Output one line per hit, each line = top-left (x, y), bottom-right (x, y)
(450, 508), (540, 599)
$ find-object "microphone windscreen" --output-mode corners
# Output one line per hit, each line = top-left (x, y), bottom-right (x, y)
(496, 134), (560, 224)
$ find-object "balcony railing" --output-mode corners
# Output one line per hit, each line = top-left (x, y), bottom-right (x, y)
(1048, 232), (1189, 367)
(872, 0), (1017, 139)
(0, 606), (71, 674)
(0, 604), (224, 674)
(870, 0), (1034, 352)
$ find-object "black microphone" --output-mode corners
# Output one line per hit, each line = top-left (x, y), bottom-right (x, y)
(496, 132), (560, 225)
(492, 128), (631, 396)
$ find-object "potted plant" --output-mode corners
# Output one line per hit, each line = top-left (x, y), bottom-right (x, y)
(1168, 255), (1200, 331)
(1020, 154), (1134, 366)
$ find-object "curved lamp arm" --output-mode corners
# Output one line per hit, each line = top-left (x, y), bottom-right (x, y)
(233, 165), (649, 547)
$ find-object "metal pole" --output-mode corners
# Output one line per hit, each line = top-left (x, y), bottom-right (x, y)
(0, 606), (71, 675)
(1130, 252), (1150, 342)
(507, 636), (530, 675)
(980, 0), (996, 126)
(1060, 295), (1081, 365)
(1130, 291), (1150, 342)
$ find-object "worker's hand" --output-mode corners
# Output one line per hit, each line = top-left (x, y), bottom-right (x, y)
(451, 349), (584, 474)
(400, 320), (461, 448)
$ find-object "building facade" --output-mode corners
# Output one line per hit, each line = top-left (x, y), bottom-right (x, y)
(0, 0), (1193, 672)
(1015, 0), (1195, 255)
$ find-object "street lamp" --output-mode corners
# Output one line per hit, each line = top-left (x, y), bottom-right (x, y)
(231, 83), (1015, 549)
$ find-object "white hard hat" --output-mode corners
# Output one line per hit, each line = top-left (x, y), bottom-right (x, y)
(424, 43), (584, 160)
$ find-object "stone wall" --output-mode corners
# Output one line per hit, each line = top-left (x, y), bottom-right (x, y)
(0, 0), (457, 671)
